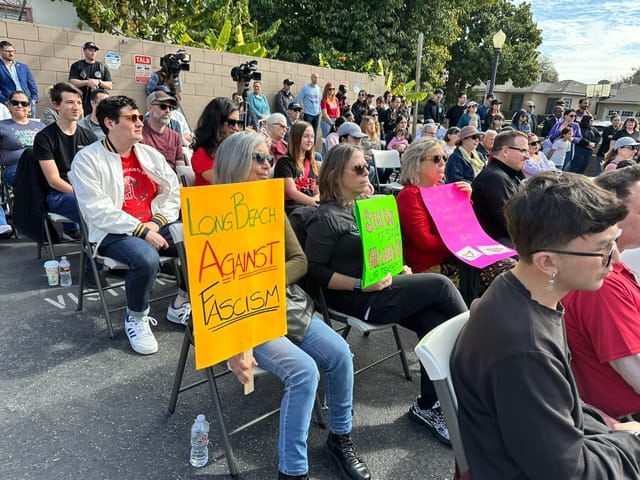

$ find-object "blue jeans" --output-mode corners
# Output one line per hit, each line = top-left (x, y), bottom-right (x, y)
(3, 163), (16, 186)
(46, 190), (80, 233)
(253, 314), (353, 476)
(98, 223), (182, 312)
(303, 113), (319, 137)
(320, 118), (333, 138)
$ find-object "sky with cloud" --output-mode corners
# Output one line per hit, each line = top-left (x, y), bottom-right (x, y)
(524, 0), (640, 83)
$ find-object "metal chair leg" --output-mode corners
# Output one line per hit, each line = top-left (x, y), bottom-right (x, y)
(392, 325), (412, 381)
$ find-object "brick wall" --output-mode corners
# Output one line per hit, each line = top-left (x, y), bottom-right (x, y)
(0, 18), (386, 127)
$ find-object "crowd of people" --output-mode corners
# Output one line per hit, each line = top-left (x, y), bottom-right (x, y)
(5, 41), (640, 479)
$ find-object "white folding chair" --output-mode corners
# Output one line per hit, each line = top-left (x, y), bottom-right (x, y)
(371, 149), (402, 195)
(415, 311), (470, 477)
(175, 164), (195, 187)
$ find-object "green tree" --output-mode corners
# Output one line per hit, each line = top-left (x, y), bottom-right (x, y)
(249, 0), (479, 91)
(65, 0), (280, 57)
(444, 0), (542, 103)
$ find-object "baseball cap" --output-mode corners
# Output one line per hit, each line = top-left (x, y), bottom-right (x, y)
(466, 101), (479, 108)
(614, 137), (640, 150)
(491, 99), (502, 105)
(288, 102), (302, 111)
(83, 41), (99, 50)
(338, 122), (366, 138)
(146, 90), (177, 106)
(284, 78), (294, 85)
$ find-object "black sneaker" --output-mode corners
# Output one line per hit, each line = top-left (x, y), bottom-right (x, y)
(408, 398), (451, 446)
(326, 432), (371, 480)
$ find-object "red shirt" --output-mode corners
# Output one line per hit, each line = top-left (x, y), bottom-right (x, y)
(191, 147), (214, 186)
(121, 149), (156, 222)
(563, 263), (640, 417)
(321, 98), (340, 120)
(396, 184), (450, 272)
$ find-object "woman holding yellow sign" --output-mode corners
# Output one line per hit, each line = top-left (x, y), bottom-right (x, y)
(305, 144), (467, 446)
(213, 131), (371, 480)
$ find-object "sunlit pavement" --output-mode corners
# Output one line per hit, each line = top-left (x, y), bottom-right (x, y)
(0, 235), (455, 480)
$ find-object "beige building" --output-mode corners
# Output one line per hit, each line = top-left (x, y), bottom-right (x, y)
(474, 80), (640, 122)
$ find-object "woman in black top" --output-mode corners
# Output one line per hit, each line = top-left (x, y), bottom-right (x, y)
(570, 115), (599, 174)
(304, 144), (467, 446)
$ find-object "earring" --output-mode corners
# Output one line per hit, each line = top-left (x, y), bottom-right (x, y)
(547, 272), (557, 291)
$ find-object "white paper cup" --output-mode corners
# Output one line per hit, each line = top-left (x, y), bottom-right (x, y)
(44, 260), (59, 286)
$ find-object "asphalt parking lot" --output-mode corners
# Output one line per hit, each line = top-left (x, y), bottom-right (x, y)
(0, 235), (455, 480)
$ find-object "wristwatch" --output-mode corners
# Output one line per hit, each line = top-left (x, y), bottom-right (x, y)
(354, 278), (362, 291)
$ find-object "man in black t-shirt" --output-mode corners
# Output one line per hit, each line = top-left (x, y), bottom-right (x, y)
(33, 82), (98, 238)
(69, 42), (113, 115)
(445, 91), (467, 128)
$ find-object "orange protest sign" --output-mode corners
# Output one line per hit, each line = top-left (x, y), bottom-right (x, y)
(180, 179), (287, 370)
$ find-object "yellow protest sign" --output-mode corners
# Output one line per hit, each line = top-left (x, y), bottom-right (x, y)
(181, 179), (287, 370)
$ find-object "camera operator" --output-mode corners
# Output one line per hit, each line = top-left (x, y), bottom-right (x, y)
(146, 51), (190, 98)
(230, 60), (263, 130)
(232, 92), (258, 131)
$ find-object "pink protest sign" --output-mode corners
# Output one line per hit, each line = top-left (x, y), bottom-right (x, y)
(420, 184), (516, 268)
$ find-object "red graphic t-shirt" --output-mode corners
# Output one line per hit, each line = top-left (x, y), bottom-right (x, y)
(121, 150), (157, 222)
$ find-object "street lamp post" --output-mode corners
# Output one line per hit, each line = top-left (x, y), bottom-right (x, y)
(487, 29), (506, 98)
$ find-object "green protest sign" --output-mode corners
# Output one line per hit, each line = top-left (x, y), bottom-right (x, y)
(354, 195), (404, 288)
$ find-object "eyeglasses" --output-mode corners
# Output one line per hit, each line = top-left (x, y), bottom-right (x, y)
(120, 113), (145, 123)
(425, 155), (447, 163)
(506, 146), (529, 154)
(9, 100), (29, 107)
(352, 164), (370, 176)
(225, 119), (242, 128)
(529, 231), (621, 268)
(252, 151), (274, 166)
(529, 140), (541, 146)
(275, 123), (289, 130)
(153, 103), (175, 111)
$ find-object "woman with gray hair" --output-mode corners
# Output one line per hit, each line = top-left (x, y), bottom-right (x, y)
(396, 137), (515, 302)
(215, 131), (370, 480)
(265, 112), (289, 161)
(396, 137), (471, 273)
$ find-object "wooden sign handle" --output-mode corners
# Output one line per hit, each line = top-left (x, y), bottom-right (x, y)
(243, 349), (255, 395)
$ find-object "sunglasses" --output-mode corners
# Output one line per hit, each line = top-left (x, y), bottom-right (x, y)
(328, 88), (336, 91)
(621, 145), (640, 151)
(352, 163), (370, 176)
(529, 141), (541, 146)
(252, 151), (274, 166)
(291, 108), (302, 112)
(9, 100), (29, 107)
(425, 155), (447, 163)
(225, 119), (242, 128)
(154, 103), (175, 111)
(467, 135), (481, 141)
(120, 113), (145, 123)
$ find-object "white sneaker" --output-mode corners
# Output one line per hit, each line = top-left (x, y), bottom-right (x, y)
(124, 314), (158, 355)
(167, 299), (191, 325)
(0, 224), (12, 238)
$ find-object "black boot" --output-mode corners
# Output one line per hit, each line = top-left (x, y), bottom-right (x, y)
(278, 471), (309, 480)
(326, 432), (371, 480)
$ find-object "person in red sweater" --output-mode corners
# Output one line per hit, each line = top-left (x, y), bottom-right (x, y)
(396, 137), (471, 273)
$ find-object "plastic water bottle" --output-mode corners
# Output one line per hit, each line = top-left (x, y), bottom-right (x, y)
(59, 256), (72, 287)
(190, 414), (209, 467)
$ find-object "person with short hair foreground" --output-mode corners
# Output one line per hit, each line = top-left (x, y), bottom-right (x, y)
(452, 171), (640, 479)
